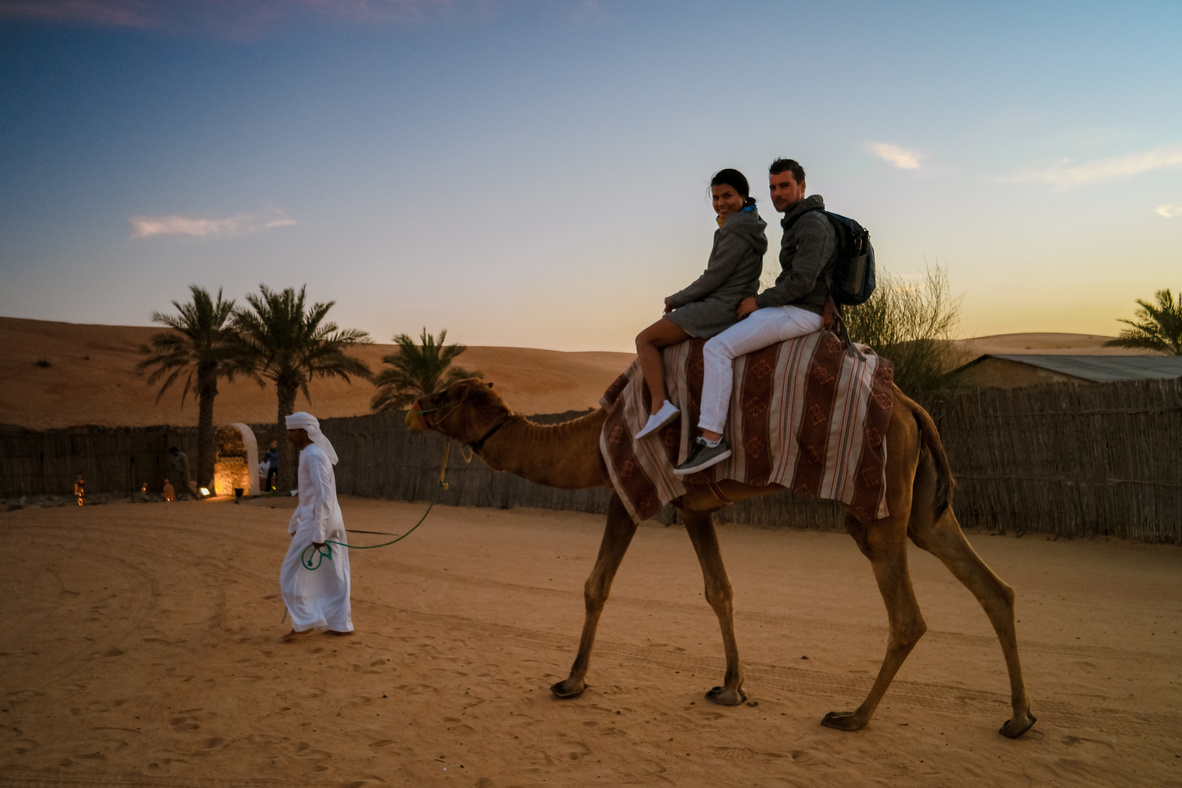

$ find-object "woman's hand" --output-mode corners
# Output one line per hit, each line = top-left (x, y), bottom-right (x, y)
(664, 297), (674, 314)
(736, 297), (759, 319)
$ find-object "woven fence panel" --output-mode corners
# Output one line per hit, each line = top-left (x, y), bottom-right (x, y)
(4, 378), (1178, 543)
(0, 424), (199, 498)
(928, 377), (1181, 543)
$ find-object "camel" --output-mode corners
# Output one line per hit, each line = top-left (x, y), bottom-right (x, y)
(405, 377), (1036, 738)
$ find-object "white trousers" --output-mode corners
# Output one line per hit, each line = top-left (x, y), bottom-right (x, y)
(698, 305), (824, 434)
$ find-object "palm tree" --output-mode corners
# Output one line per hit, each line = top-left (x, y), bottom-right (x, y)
(371, 328), (482, 413)
(136, 286), (237, 490)
(1103, 289), (1182, 355)
(231, 285), (371, 490)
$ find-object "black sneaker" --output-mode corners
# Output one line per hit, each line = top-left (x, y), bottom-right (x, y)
(672, 438), (731, 476)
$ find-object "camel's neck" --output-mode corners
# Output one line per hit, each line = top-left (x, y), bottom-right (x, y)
(474, 410), (608, 490)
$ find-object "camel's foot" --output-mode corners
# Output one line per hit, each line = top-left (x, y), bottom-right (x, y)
(999, 711), (1037, 739)
(550, 678), (587, 699)
(820, 709), (869, 732)
(705, 685), (747, 706)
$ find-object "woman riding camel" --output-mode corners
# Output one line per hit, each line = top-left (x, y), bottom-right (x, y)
(633, 168), (767, 439)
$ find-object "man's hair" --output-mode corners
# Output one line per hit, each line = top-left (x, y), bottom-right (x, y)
(768, 158), (806, 183)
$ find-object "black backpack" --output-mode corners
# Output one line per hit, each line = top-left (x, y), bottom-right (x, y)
(822, 211), (875, 307)
(788, 207), (876, 307)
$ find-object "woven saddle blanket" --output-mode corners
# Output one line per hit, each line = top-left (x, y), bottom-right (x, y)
(599, 330), (894, 524)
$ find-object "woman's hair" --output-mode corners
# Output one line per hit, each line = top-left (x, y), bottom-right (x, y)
(710, 168), (755, 206)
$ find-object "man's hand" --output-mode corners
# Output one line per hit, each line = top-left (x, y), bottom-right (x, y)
(736, 297), (759, 319)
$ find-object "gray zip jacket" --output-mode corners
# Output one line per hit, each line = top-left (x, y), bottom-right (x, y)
(754, 194), (837, 315)
(665, 206), (768, 338)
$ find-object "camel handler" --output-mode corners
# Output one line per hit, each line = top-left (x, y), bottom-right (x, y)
(280, 411), (353, 642)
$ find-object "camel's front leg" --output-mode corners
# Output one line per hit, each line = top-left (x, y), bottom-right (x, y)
(823, 514), (927, 732)
(551, 492), (638, 699)
(678, 506), (747, 706)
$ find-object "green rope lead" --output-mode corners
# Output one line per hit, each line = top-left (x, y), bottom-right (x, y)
(300, 479), (448, 571)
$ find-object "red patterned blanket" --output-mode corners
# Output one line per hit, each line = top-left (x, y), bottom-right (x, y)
(599, 331), (894, 524)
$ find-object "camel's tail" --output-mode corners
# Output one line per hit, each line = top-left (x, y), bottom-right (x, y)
(902, 388), (956, 520)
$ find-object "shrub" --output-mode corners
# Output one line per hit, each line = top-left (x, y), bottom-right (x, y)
(843, 264), (966, 403)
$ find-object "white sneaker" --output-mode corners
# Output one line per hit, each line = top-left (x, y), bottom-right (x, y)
(635, 400), (680, 439)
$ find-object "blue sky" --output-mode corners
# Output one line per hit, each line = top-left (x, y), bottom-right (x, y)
(1, 0), (1179, 352)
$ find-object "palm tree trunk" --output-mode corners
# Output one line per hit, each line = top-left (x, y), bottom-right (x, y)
(196, 367), (218, 490)
(275, 383), (298, 492)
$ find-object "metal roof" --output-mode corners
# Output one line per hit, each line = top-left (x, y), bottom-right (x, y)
(961, 354), (1182, 383)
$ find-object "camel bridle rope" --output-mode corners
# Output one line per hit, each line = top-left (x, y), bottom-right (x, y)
(300, 395), (512, 571)
(299, 441), (451, 571)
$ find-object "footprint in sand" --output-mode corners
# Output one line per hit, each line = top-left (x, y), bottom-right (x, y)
(170, 716), (200, 732)
(246, 733), (288, 747)
(555, 741), (591, 761)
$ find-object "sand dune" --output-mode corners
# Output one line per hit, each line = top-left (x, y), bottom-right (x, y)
(0, 316), (1130, 430)
(0, 317), (632, 429)
(952, 332), (1143, 357)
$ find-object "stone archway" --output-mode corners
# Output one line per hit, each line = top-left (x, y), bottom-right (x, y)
(213, 423), (259, 497)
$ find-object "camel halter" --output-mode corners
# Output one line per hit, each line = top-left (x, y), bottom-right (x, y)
(413, 395), (512, 458)
(299, 441), (451, 571)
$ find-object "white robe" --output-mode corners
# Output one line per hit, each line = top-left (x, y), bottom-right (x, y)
(280, 443), (353, 632)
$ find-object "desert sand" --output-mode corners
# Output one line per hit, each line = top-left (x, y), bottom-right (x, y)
(0, 316), (1140, 430)
(1, 497), (1180, 787)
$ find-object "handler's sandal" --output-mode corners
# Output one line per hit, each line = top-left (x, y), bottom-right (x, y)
(635, 400), (680, 439)
(672, 438), (731, 476)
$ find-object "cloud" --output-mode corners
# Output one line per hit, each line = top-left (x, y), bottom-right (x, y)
(130, 207), (297, 240)
(1156, 203), (1182, 219)
(869, 142), (923, 170)
(1007, 142), (1182, 190)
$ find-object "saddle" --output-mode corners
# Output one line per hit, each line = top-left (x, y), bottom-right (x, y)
(599, 331), (894, 524)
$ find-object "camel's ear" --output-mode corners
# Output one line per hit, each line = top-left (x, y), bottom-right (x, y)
(454, 378), (487, 399)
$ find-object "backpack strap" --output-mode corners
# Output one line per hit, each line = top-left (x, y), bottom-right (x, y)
(779, 204), (825, 234)
(824, 295), (866, 361)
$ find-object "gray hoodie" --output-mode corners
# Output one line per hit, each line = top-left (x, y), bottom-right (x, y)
(754, 194), (837, 315)
(665, 206), (768, 338)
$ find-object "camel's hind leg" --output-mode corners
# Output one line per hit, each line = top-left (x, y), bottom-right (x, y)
(908, 462), (1036, 737)
(823, 511), (928, 732)
(551, 492), (638, 700)
(679, 506), (746, 706)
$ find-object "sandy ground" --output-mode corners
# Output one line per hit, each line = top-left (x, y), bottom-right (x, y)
(0, 316), (1138, 430)
(2, 497), (1180, 787)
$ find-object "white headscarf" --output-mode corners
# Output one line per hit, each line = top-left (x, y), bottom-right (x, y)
(285, 411), (339, 465)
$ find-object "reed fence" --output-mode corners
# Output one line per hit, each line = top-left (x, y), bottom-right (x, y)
(927, 376), (1181, 543)
(3, 376), (1178, 542)
(0, 423), (201, 499)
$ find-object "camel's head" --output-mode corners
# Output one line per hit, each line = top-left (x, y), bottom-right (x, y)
(405, 378), (513, 445)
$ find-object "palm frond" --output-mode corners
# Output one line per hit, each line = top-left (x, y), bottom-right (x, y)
(1103, 289), (1182, 355)
(370, 327), (481, 413)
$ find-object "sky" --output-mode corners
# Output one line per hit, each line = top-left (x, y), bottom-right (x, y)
(1, 0), (1179, 353)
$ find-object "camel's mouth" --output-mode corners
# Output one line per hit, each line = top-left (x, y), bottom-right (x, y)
(405, 403), (429, 432)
